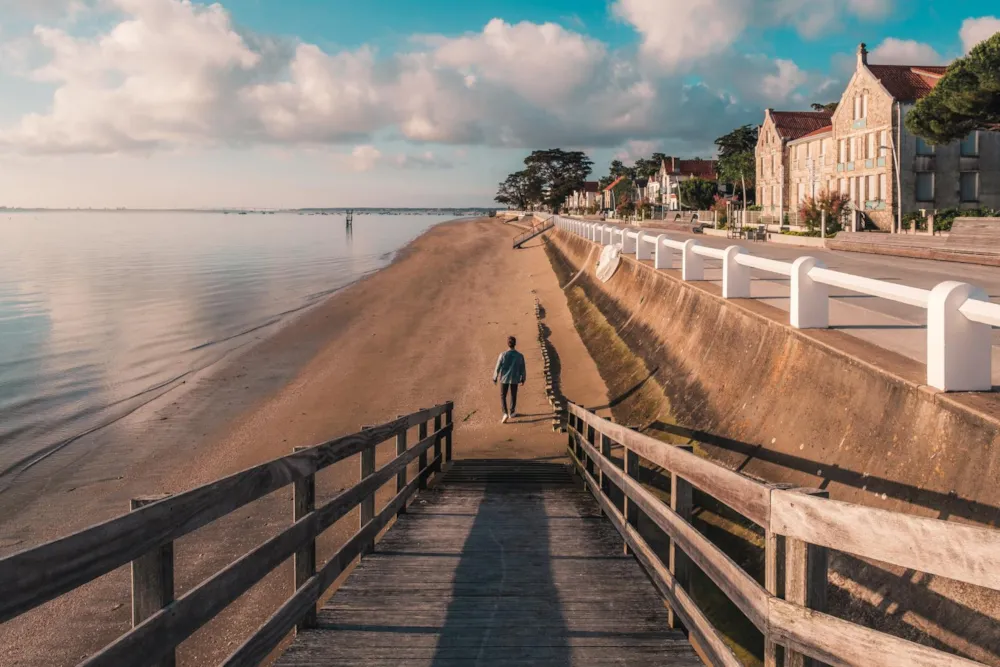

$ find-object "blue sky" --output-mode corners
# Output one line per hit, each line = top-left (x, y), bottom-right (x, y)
(0, 0), (997, 208)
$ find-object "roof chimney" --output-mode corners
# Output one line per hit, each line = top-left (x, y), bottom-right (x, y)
(857, 42), (868, 68)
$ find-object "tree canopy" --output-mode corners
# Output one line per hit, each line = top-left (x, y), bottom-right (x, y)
(811, 102), (839, 113)
(678, 177), (717, 210)
(714, 124), (757, 204)
(906, 30), (1000, 144)
(494, 169), (542, 210)
(524, 149), (594, 211)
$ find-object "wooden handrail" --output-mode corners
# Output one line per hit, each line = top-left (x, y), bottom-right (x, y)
(0, 402), (454, 666)
(565, 402), (996, 667)
(512, 216), (555, 248)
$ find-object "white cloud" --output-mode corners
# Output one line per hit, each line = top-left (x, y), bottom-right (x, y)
(345, 145), (453, 172)
(960, 16), (1000, 53)
(0, 0), (828, 158)
(868, 38), (944, 65)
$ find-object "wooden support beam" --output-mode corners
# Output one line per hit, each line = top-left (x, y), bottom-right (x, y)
(359, 430), (376, 557)
(292, 448), (317, 631)
(623, 445), (640, 556)
(395, 425), (407, 515)
(669, 444), (694, 630)
(784, 488), (829, 667)
(418, 419), (428, 489)
(130, 495), (175, 667)
(433, 414), (442, 473)
(444, 404), (453, 462)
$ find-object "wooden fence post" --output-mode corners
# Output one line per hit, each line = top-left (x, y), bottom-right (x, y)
(669, 445), (694, 630)
(784, 488), (830, 667)
(599, 433), (613, 500)
(290, 447), (317, 630)
(444, 404), (453, 462)
(623, 445), (640, 555)
(130, 495), (176, 667)
(418, 418), (428, 489)
(360, 429), (376, 556)
(765, 483), (795, 667)
(433, 414), (442, 473)
(396, 423), (407, 516)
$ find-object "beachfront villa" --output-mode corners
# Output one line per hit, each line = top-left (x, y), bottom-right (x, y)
(653, 157), (721, 211)
(757, 43), (1000, 230)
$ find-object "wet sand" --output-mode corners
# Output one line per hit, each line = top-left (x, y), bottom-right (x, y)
(0, 217), (610, 665)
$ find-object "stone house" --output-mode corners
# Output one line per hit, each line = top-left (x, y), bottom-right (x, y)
(756, 109), (834, 221)
(567, 181), (600, 212)
(757, 43), (1000, 231)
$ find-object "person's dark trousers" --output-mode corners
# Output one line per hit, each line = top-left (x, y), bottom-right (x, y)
(501, 383), (518, 415)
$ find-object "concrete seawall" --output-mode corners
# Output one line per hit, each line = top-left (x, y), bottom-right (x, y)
(545, 228), (1000, 664)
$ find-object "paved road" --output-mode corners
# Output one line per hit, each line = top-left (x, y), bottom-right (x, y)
(636, 227), (1000, 385)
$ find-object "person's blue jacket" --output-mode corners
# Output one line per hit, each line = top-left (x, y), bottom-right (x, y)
(493, 349), (526, 384)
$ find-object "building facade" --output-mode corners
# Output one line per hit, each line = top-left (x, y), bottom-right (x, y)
(654, 157), (720, 210)
(757, 43), (1000, 231)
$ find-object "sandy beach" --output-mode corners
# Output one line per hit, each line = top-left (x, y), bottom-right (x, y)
(0, 216), (610, 666)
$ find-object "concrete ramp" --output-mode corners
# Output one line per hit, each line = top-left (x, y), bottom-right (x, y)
(275, 459), (700, 666)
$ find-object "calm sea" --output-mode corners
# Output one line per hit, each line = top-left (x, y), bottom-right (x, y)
(0, 211), (454, 489)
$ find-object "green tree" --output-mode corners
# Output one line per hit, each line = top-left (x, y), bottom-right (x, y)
(494, 169), (543, 210)
(678, 177), (717, 210)
(811, 102), (839, 113)
(906, 31), (1000, 144)
(522, 149), (594, 211)
(714, 125), (757, 205)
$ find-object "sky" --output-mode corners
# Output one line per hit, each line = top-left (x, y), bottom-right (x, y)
(0, 0), (998, 209)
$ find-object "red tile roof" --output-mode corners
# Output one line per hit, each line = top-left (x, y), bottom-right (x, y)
(602, 176), (625, 192)
(675, 159), (717, 180)
(769, 111), (834, 141)
(867, 65), (947, 102)
(789, 125), (832, 143)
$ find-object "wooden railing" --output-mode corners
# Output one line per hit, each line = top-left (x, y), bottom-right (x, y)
(512, 215), (554, 248)
(565, 403), (998, 667)
(0, 402), (454, 667)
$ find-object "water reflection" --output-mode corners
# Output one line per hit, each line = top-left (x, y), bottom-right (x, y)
(0, 211), (449, 489)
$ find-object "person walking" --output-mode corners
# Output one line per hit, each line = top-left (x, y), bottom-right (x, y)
(493, 336), (526, 423)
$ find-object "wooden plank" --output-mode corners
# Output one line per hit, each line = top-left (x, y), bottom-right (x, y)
(292, 447), (317, 631)
(575, 430), (769, 631)
(770, 489), (1000, 590)
(570, 404), (770, 526)
(129, 496), (175, 667)
(418, 420), (428, 490)
(395, 427), (407, 515)
(444, 405), (453, 462)
(768, 597), (984, 667)
(669, 448), (693, 631)
(433, 415), (442, 473)
(567, 447), (742, 667)
(224, 457), (438, 667)
(0, 404), (449, 623)
(78, 429), (445, 667)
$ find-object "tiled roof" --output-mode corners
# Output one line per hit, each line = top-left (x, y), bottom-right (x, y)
(635, 177), (649, 188)
(675, 159), (717, 180)
(602, 175), (625, 192)
(867, 65), (947, 102)
(789, 125), (833, 143)
(769, 111), (834, 141)
(583, 181), (599, 193)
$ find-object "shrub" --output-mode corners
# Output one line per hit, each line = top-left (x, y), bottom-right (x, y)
(798, 192), (851, 234)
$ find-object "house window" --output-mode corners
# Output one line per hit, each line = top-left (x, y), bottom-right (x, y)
(838, 139), (846, 163)
(854, 95), (862, 120)
(916, 137), (935, 156)
(797, 182), (805, 204)
(862, 94), (868, 118)
(839, 178), (847, 195)
(849, 177), (856, 204)
(916, 172), (935, 202)
(961, 173), (979, 202)
(857, 176), (866, 206)
(829, 179), (836, 194)
(867, 133), (876, 160)
(879, 131), (888, 158)
(772, 185), (777, 209)
(879, 173), (887, 202)
(961, 132), (979, 157)
(867, 175), (877, 201)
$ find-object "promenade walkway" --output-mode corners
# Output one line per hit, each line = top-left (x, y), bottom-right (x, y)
(639, 228), (1000, 385)
(275, 459), (701, 666)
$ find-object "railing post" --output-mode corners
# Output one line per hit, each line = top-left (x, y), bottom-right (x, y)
(445, 403), (453, 462)
(599, 433), (612, 501)
(360, 430), (376, 556)
(418, 418), (428, 489)
(130, 495), (176, 667)
(784, 488), (830, 667)
(622, 230), (637, 254)
(722, 246), (751, 298)
(681, 239), (704, 281)
(433, 413), (443, 473)
(927, 281), (992, 391)
(790, 257), (829, 329)
(395, 423), (408, 516)
(636, 232), (652, 261)
(764, 483), (794, 667)
(669, 445), (694, 630)
(654, 235), (673, 269)
(290, 448), (317, 630)
(623, 445), (640, 555)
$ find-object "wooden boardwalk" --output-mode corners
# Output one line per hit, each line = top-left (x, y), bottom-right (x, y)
(275, 459), (700, 666)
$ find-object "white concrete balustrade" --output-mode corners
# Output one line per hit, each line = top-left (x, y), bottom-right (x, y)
(544, 214), (1000, 393)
